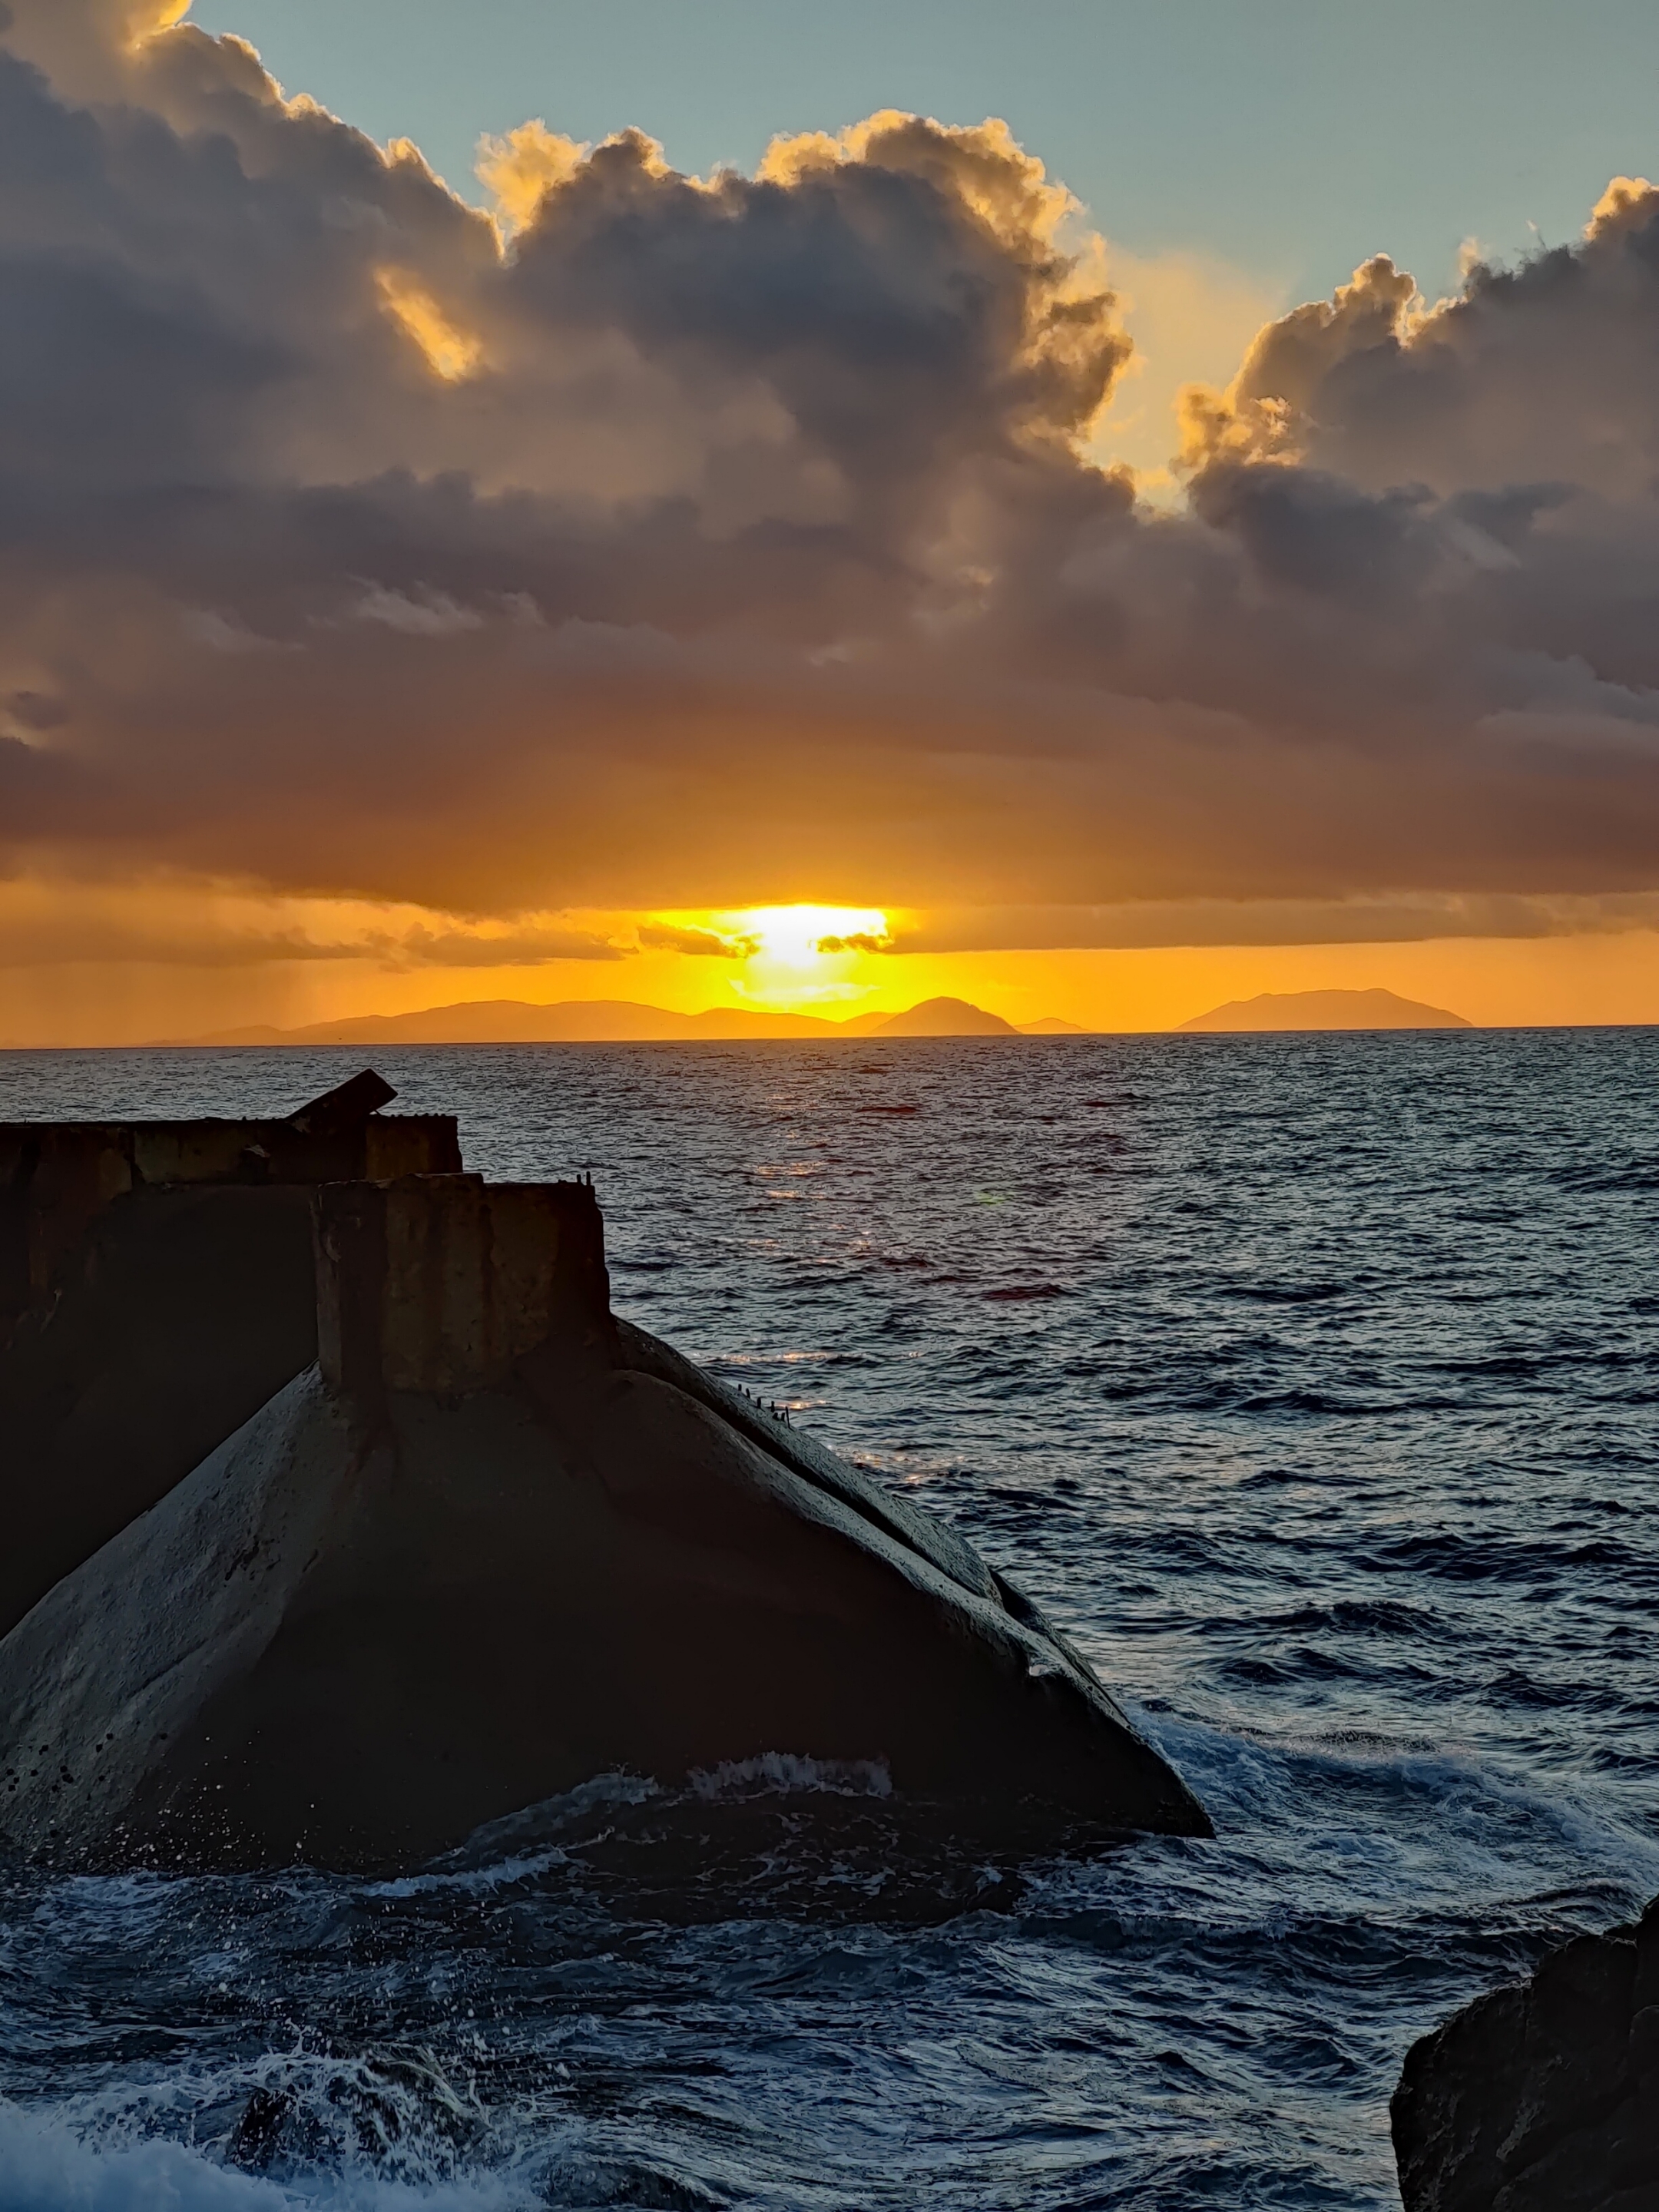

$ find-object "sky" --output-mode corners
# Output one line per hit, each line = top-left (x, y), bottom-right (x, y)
(189, 0), (1659, 489)
(190, 1), (1659, 303)
(1, 0), (1658, 1041)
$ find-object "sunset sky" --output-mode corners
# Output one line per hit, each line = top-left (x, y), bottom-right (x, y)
(3, 0), (1659, 1041)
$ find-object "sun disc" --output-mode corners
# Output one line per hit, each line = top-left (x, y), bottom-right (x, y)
(735, 906), (888, 968)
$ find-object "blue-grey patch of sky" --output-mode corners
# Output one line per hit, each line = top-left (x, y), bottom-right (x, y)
(184, 2), (1659, 482)
(188, 0), (1659, 302)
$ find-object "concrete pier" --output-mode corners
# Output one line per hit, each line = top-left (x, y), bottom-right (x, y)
(1, 1083), (458, 1332)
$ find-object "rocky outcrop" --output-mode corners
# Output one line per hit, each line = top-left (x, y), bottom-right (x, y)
(1392, 1899), (1659, 2212)
(0, 1170), (1210, 1871)
(0, 1073), (460, 1637)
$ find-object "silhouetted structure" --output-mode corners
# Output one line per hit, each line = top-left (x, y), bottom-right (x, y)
(0, 1160), (1209, 1870)
(0, 1072), (460, 1636)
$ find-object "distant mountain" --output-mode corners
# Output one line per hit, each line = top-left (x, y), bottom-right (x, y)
(1018, 1017), (1087, 1035)
(1179, 988), (1472, 1033)
(867, 997), (1018, 1037)
(174, 995), (1024, 1046)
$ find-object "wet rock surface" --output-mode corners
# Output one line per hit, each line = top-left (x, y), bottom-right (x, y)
(1392, 1896), (1659, 2212)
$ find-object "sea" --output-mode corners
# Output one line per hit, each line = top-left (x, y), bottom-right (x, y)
(1, 1031), (1656, 2211)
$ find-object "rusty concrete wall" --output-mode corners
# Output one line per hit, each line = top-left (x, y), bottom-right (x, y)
(315, 1174), (610, 1399)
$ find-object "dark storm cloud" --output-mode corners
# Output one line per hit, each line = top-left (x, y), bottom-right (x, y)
(0, 0), (1657, 935)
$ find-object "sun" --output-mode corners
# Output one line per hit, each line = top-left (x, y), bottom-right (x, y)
(736, 905), (889, 968)
(640, 903), (896, 1011)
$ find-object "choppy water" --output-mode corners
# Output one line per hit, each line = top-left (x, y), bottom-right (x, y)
(2, 1031), (1657, 2210)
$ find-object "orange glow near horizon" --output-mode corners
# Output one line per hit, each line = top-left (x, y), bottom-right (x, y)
(3, 879), (1659, 1045)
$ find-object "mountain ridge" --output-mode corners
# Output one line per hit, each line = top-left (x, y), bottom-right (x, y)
(165, 995), (1065, 1047)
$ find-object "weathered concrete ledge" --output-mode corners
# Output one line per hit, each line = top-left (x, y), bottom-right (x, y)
(0, 1166), (1210, 1870)
(1, 1068), (458, 1329)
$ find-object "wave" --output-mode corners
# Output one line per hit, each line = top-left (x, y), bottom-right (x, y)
(687, 1753), (892, 1801)
(0, 2097), (531, 2211)
(0, 2104), (288, 2212)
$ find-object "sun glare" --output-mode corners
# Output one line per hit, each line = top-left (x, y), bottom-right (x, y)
(729, 906), (889, 968)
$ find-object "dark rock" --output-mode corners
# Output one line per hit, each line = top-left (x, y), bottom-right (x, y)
(0, 1076), (460, 1637)
(1392, 1897), (1659, 2212)
(0, 1171), (1210, 1869)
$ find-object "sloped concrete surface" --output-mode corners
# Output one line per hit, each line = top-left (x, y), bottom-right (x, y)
(0, 1333), (1209, 1869)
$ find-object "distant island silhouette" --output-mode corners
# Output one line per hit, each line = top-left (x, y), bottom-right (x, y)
(1180, 988), (1472, 1032)
(173, 996), (1081, 1046)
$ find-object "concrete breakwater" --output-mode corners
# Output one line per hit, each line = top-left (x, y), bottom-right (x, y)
(0, 1071), (1209, 1870)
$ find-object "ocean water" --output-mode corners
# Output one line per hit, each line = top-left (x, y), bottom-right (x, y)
(1, 1031), (1656, 2210)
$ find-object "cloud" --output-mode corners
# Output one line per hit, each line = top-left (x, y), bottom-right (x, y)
(886, 895), (1659, 954)
(0, 875), (634, 971)
(0, 919), (357, 969)
(0, 0), (1655, 957)
(373, 922), (628, 967)
(374, 270), (483, 383)
(1181, 182), (1659, 504)
(350, 584), (485, 636)
(815, 931), (893, 954)
(476, 121), (588, 237)
(637, 922), (760, 958)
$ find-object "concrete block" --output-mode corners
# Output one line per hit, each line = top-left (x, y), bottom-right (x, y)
(316, 1174), (609, 1398)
